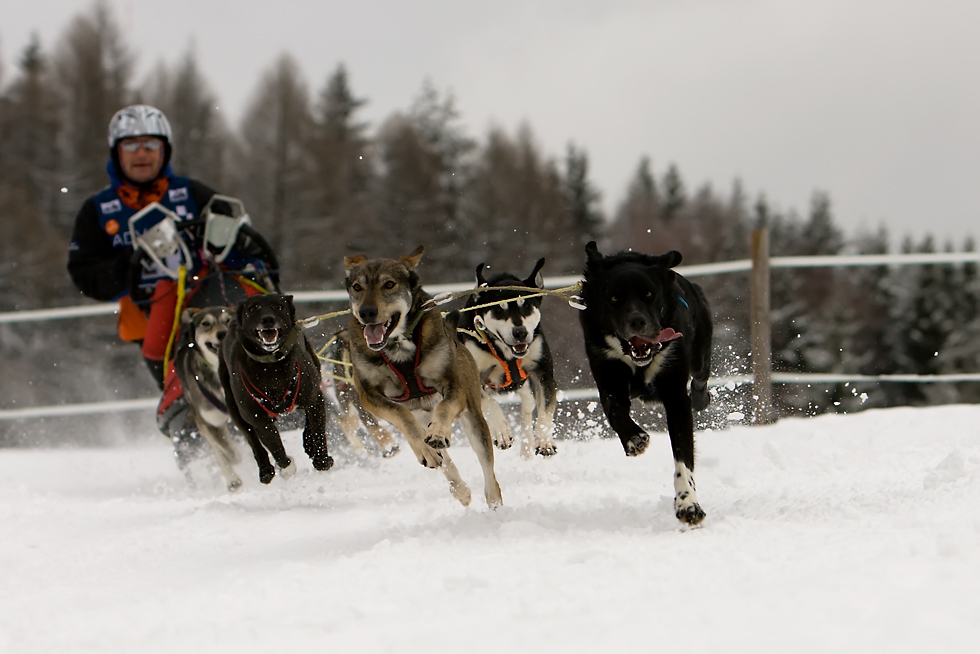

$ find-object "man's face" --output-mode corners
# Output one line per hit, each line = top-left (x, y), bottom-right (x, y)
(117, 136), (165, 184)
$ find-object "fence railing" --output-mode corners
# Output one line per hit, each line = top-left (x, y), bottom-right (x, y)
(3, 236), (980, 422)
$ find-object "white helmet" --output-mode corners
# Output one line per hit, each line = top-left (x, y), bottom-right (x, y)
(107, 105), (172, 147)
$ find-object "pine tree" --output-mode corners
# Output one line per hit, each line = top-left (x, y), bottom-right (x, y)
(373, 81), (474, 280)
(142, 48), (230, 189)
(300, 63), (375, 283)
(0, 35), (67, 307)
(53, 1), (133, 227)
(661, 164), (685, 221)
(609, 156), (659, 253)
(237, 54), (313, 282)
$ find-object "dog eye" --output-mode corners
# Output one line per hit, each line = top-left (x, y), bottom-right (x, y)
(610, 296), (618, 303)
(384, 280), (396, 290)
(352, 283), (362, 292)
(646, 291), (652, 298)
(274, 304), (282, 311)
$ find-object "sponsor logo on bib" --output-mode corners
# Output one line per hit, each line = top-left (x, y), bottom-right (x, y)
(105, 219), (120, 235)
(100, 199), (122, 214)
(168, 187), (189, 202)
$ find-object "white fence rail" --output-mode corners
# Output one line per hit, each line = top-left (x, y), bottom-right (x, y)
(3, 246), (980, 422)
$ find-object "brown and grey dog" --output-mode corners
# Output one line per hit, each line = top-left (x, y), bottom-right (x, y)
(326, 328), (400, 458)
(344, 246), (503, 508)
(218, 293), (334, 484)
(173, 306), (242, 492)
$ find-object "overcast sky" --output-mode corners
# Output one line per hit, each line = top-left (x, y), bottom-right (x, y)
(3, 0), (978, 245)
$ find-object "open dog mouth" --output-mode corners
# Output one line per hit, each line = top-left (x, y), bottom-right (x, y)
(510, 342), (530, 357)
(622, 328), (682, 365)
(362, 313), (400, 351)
(256, 328), (283, 351)
(205, 340), (220, 355)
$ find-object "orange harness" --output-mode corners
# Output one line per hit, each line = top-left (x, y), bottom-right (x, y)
(479, 329), (529, 392)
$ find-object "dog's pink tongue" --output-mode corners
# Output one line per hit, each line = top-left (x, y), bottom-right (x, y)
(363, 323), (386, 346)
(655, 327), (682, 343)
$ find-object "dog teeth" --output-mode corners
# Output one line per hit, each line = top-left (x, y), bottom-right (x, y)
(259, 329), (279, 344)
(363, 321), (389, 347)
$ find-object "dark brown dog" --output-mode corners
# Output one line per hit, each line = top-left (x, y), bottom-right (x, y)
(218, 293), (333, 483)
(344, 246), (502, 508)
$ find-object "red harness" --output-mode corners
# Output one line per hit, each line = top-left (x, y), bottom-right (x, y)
(379, 323), (437, 402)
(239, 361), (302, 418)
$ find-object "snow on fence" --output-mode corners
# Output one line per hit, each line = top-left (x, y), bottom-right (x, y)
(3, 231), (980, 422)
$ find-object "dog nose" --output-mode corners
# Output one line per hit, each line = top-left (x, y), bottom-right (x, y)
(628, 313), (648, 333)
(260, 315), (277, 327)
(216, 330), (227, 341)
(513, 326), (528, 342)
(359, 305), (378, 323)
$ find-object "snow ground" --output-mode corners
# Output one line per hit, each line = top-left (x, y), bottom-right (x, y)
(1, 405), (979, 653)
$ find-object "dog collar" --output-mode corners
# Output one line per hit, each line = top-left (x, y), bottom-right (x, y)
(243, 326), (301, 363)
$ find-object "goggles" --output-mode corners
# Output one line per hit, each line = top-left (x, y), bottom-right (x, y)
(118, 138), (164, 153)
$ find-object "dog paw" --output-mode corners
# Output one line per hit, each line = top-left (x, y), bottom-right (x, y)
(691, 387), (710, 412)
(417, 444), (444, 469)
(535, 442), (558, 457)
(449, 480), (472, 507)
(259, 468), (275, 484)
(675, 501), (706, 526)
(312, 454), (334, 471)
(492, 425), (514, 450)
(227, 478), (243, 493)
(622, 432), (650, 457)
(381, 442), (400, 458)
(424, 423), (452, 450)
(278, 459), (297, 480)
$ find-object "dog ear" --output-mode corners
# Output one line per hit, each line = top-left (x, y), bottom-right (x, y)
(475, 263), (488, 287)
(344, 255), (367, 274)
(662, 250), (683, 269)
(283, 295), (296, 322)
(236, 299), (247, 326)
(585, 241), (602, 263)
(400, 245), (425, 270)
(181, 308), (200, 324)
(444, 309), (461, 336)
(526, 258), (546, 288)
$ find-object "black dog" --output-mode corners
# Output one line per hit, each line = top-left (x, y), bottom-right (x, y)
(219, 293), (333, 483)
(579, 242), (712, 525)
(458, 258), (559, 458)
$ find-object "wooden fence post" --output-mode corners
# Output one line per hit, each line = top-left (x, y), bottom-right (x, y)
(750, 228), (774, 424)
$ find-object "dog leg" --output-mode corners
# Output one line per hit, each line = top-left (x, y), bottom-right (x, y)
(481, 391), (514, 450)
(302, 389), (334, 472)
(460, 410), (503, 508)
(198, 420), (243, 493)
(356, 402), (399, 457)
(437, 450), (472, 507)
(423, 399), (459, 450)
(338, 404), (369, 454)
(360, 393), (441, 468)
(532, 377), (558, 458)
(517, 385), (536, 459)
(673, 461), (705, 525)
(366, 423), (400, 457)
(658, 376), (705, 525)
(249, 418), (294, 481)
